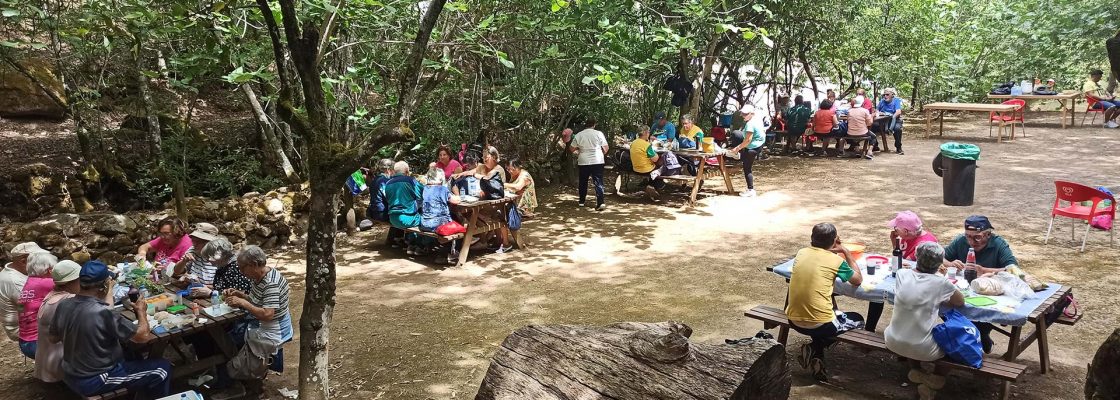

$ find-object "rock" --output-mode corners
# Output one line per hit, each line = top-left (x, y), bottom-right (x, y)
(57, 239), (83, 256)
(243, 192), (261, 199)
(24, 217), (65, 237)
(85, 213), (139, 235)
(96, 251), (125, 264)
(70, 251), (91, 265)
(218, 199), (247, 221)
(184, 197), (220, 220)
(253, 225), (273, 238)
(0, 58), (67, 119)
(85, 234), (110, 249)
(266, 198), (284, 214)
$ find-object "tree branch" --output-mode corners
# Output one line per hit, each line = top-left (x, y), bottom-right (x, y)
(396, 0), (449, 125)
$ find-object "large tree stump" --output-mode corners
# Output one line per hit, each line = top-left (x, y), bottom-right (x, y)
(475, 321), (790, 400)
(1086, 328), (1120, 400)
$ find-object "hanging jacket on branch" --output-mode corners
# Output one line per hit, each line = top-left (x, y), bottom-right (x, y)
(662, 75), (693, 107)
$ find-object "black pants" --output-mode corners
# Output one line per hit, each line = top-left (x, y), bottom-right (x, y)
(872, 118), (903, 151)
(578, 164), (605, 206)
(644, 172), (666, 190)
(865, 302), (884, 332)
(790, 312), (864, 360)
(740, 148), (759, 190)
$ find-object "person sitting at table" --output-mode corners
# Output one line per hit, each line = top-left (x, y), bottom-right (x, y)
(434, 145), (464, 180)
(366, 158), (405, 248)
(786, 223), (864, 382)
(943, 215), (1019, 353)
(726, 105), (765, 197)
(171, 222), (222, 286)
(2, 242), (43, 353)
(451, 155), (482, 198)
(872, 88), (905, 154)
(33, 260), (80, 383)
(854, 88), (873, 111)
(678, 114), (704, 149)
(630, 126), (666, 201)
(421, 166), (461, 264)
(826, 90), (839, 111)
(221, 246), (293, 394)
(651, 112), (677, 142)
(474, 146), (514, 251)
(135, 216), (193, 273)
(782, 95), (812, 155)
(885, 242), (965, 400)
(807, 99), (842, 156)
(49, 261), (168, 398)
(504, 157), (537, 216)
(385, 161), (425, 252)
(1084, 69), (1119, 128)
(844, 97), (876, 159)
(186, 238), (253, 395)
(16, 251), (57, 359)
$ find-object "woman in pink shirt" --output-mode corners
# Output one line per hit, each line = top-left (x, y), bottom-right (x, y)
(434, 145), (463, 180)
(135, 217), (193, 267)
(17, 252), (56, 358)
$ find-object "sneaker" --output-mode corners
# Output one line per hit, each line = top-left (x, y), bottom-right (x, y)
(896, 150), (905, 155)
(578, 202), (586, 207)
(739, 189), (756, 197)
(643, 186), (661, 201)
(981, 335), (993, 354)
(908, 368), (946, 390)
(864, 154), (874, 160)
(809, 357), (828, 382)
(1107, 121), (1119, 129)
(496, 244), (514, 254)
(406, 246), (417, 256)
(595, 203), (606, 211)
(797, 343), (814, 369)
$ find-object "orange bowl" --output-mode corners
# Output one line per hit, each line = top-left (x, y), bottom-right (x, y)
(842, 242), (866, 260)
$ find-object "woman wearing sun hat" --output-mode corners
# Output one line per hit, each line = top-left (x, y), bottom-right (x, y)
(33, 260), (81, 383)
(865, 211), (940, 332)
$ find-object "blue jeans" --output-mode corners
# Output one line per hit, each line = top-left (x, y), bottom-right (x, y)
(1093, 100), (1118, 109)
(577, 164), (605, 206)
(65, 359), (171, 398)
(18, 340), (35, 359)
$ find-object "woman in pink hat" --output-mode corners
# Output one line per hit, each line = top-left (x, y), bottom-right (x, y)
(866, 211), (939, 332)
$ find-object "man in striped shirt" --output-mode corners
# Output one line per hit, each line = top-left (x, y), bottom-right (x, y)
(221, 246), (293, 384)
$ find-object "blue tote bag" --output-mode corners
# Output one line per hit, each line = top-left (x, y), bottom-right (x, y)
(931, 309), (984, 368)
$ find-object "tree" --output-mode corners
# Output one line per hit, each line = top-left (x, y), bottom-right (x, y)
(262, 0), (449, 398)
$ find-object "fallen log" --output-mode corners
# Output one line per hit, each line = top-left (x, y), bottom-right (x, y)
(1086, 328), (1120, 400)
(475, 321), (790, 400)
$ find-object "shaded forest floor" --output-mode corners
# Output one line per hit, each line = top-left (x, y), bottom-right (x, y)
(1, 112), (1116, 399)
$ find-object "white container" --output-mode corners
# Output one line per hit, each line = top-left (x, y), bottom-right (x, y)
(1020, 80), (1033, 94)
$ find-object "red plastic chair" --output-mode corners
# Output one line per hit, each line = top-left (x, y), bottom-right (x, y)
(989, 99), (1026, 140)
(1082, 97), (1105, 126)
(1044, 181), (1116, 251)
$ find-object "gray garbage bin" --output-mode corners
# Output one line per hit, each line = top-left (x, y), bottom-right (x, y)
(932, 143), (980, 206)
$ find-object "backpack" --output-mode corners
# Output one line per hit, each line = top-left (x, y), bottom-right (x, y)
(507, 206), (522, 231)
(611, 147), (633, 172)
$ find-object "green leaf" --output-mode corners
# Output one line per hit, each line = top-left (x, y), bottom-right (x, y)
(447, 1), (468, 12)
(742, 30), (756, 40)
(581, 76), (596, 85)
(1, 9), (19, 17)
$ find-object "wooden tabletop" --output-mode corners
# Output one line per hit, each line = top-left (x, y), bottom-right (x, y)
(987, 92), (1080, 100)
(455, 196), (517, 208)
(924, 102), (1018, 112)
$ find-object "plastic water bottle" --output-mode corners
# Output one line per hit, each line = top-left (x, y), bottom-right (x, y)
(210, 290), (220, 311)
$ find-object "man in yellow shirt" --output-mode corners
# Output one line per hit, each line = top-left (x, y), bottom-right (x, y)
(629, 126), (664, 201)
(786, 223), (863, 381)
(678, 115), (704, 149)
(1083, 69), (1118, 128)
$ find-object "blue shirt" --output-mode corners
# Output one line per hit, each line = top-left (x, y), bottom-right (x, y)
(420, 184), (452, 231)
(384, 175), (423, 228)
(366, 174), (391, 221)
(877, 97), (903, 115)
(651, 121), (677, 141)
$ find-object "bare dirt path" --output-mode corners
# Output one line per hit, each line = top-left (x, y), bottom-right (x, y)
(1, 112), (1116, 399)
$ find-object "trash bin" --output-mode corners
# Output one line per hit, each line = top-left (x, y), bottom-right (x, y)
(932, 143), (980, 206)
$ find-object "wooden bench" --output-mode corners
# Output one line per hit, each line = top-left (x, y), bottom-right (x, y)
(745, 305), (1026, 399)
(86, 388), (130, 400)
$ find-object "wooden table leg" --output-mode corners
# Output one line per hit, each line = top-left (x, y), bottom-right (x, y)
(925, 110), (932, 137)
(939, 111), (945, 136)
(1036, 318), (1050, 374)
(1060, 99), (1068, 129)
(456, 211), (479, 267)
(689, 157), (705, 204)
(718, 155), (734, 193)
(1004, 325), (1023, 361)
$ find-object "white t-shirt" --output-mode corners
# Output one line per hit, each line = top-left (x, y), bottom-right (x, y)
(572, 128), (608, 165)
(884, 269), (958, 362)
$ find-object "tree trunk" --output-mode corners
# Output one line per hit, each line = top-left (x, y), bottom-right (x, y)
(299, 181), (340, 400)
(134, 47), (161, 158)
(475, 321), (790, 400)
(243, 84), (300, 183)
(1085, 328), (1120, 400)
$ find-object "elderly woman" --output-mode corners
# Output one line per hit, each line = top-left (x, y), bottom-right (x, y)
(865, 211), (941, 332)
(504, 157), (537, 216)
(172, 223), (222, 286)
(188, 238), (251, 298)
(136, 217), (193, 268)
(34, 260), (80, 382)
(885, 242), (965, 400)
(473, 146), (506, 200)
(420, 166), (461, 263)
(433, 145), (463, 180)
(16, 252), (57, 358)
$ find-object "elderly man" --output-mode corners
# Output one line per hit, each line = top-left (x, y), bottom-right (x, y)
(678, 114), (703, 149)
(221, 246), (293, 385)
(650, 112), (677, 142)
(2, 242), (44, 345)
(630, 125), (665, 201)
(49, 261), (167, 398)
(171, 222), (222, 286)
(786, 223), (863, 382)
(943, 215), (1019, 353)
(873, 88), (905, 154)
(1084, 69), (1119, 128)
(384, 161), (424, 238)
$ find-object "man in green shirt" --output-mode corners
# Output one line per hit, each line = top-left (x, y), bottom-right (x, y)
(942, 215), (1019, 353)
(1083, 69), (1118, 128)
(782, 95), (812, 154)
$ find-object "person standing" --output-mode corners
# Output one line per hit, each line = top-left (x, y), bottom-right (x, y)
(782, 95), (812, 154)
(569, 119), (609, 210)
(873, 88), (905, 154)
(726, 105), (765, 197)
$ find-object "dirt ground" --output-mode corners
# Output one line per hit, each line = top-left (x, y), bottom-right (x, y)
(1, 112), (1117, 399)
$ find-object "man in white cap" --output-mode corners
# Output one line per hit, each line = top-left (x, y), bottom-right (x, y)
(2, 242), (46, 342)
(873, 88), (905, 154)
(172, 223), (222, 285)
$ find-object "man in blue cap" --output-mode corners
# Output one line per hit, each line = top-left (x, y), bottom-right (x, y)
(650, 112), (677, 142)
(47, 261), (169, 398)
(943, 215), (1020, 353)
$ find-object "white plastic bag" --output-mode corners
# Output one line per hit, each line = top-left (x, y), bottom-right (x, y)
(990, 271), (1033, 300)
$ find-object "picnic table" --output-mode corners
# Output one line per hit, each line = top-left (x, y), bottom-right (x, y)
(987, 92), (1081, 129)
(663, 149), (735, 204)
(450, 196), (520, 266)
(923, 102), (1020, 142)
(768, 254), (1077, 374)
